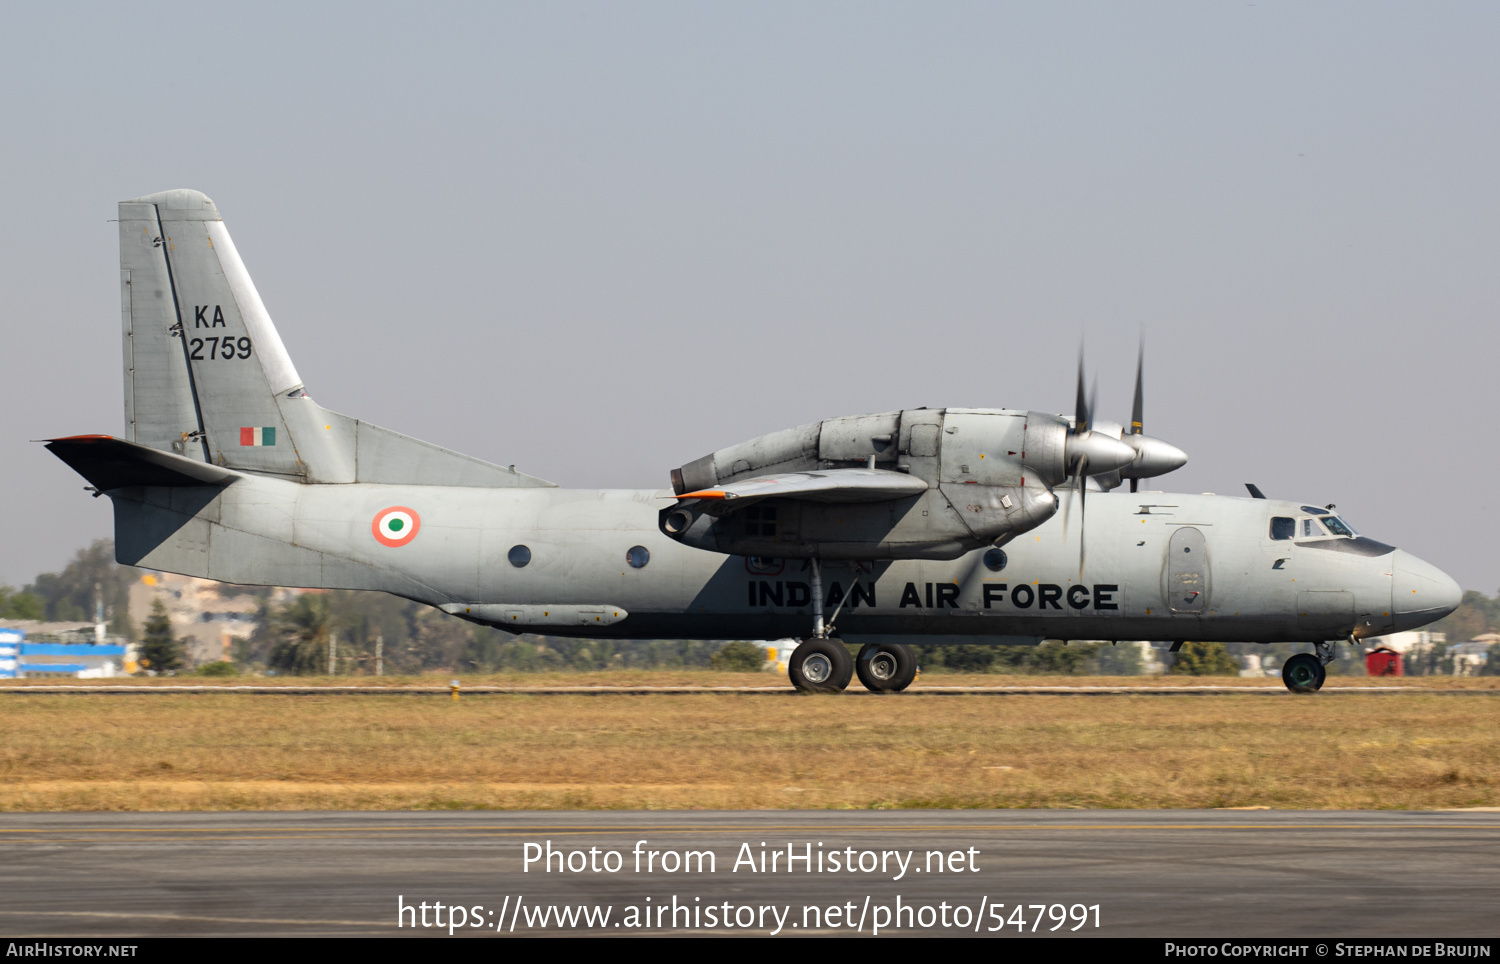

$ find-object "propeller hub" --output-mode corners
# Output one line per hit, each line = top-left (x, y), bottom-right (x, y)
(1064, 432), (1135, 476)
(1120, 435), (1188, 479)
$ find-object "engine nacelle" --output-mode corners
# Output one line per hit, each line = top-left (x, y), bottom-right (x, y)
(665, 408), (1075, 560)
(659, 483), (1057, 561)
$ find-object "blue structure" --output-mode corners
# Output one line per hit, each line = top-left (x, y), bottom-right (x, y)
(0, 631), (127, 678)
(0, 628), (20, 679)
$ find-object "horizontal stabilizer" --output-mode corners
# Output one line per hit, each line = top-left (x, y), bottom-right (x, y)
(45, 435), (240, 491)
(676, 467), (928, 507)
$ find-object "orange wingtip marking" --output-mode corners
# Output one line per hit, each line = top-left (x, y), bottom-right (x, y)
(45, 434), (116, 442)
(677, 490), (728, 500)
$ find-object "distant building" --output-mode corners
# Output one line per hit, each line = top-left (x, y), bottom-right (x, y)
(0, 628), (19, 678)
(0, 627), (128, 678)
(1448, 640), (1492, 676)
(129, 572), (290, 667)
(1361, 630), (1445, 655)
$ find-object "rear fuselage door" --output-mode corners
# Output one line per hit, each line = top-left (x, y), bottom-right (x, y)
(1167, 526), (1209, 613)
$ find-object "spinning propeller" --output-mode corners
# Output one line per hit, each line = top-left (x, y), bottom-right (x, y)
(1059, 344), (1189, 575)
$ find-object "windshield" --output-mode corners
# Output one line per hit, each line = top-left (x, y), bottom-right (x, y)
(1301, 518), (1326, 538)
(1322, 516), (1356, 537)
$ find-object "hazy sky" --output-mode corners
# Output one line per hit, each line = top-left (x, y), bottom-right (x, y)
(2, 2), (1497, 591)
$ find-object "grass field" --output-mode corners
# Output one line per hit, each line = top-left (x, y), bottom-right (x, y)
(0, 675), (1495, 811)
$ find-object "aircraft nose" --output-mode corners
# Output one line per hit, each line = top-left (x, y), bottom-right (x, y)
(1391, 550), (1462, 631)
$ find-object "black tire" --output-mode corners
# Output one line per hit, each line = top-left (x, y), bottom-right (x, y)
(788, 638), (854, 694)
(856, 643), (918, 693)
(1282, 652), (1325, 694)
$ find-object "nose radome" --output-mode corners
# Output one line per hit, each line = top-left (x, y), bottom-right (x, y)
(1391, 550), (1462, 630)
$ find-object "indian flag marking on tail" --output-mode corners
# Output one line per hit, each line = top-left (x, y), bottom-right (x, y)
(372, 506), (421, 547)
(239, 426), (277, 446)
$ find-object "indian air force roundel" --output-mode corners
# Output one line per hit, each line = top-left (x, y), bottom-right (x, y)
(372, 507), (421, 547)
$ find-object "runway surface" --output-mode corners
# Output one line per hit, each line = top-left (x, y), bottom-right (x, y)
(0, 810), (1496, 937)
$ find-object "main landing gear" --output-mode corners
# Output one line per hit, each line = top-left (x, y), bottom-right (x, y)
(1281, 640), (1338, 694)
(787, 638), (918, 694)
(786, 559), (918, 694)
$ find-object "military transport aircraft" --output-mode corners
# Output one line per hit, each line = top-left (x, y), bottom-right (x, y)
(45, 190), (1461, 694)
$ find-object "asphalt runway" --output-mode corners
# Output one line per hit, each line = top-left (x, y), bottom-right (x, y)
(0, 811), (1496, 937)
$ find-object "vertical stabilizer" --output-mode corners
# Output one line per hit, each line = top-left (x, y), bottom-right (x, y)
(119, 189), (351, 480)
(117, 189), (553, 488)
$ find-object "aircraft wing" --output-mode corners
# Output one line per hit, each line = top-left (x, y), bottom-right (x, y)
(675, 467), (927, 507)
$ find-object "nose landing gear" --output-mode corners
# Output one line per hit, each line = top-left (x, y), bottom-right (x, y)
(1281, 640), (1338, 693)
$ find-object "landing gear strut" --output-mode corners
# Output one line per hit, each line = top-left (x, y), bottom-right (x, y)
(787, 558), (863, 694)
(1281, 641), (1337, 694)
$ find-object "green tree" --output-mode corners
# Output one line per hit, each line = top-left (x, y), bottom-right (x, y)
(1168, 641), (1240, 676)
(1428, 589), (1500, 643)
(710, 641), (767, 671)
(266, 594), (332, 675)
(1092, 641), (1144, 675)
(137, 598), (185, 675)
(1405, 641), (1454, 677)
(23, 540), (137, 636)
(945, 645), (999, 672)
(0, 586), (45, 621)
(1026, 640), (1103, 675)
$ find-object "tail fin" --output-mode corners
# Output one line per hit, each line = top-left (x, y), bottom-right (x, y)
(118, 190), (552, 488)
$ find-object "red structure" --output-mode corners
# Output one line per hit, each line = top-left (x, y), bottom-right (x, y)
(1366, 646), (1403, 677)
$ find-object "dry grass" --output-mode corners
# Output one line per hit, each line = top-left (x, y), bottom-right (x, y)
(0, 687), (1495, 811)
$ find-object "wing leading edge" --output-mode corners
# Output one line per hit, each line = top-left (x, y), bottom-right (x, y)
(675, 467), (927, 508)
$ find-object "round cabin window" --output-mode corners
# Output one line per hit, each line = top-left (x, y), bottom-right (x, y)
(508, 545), (531, 568)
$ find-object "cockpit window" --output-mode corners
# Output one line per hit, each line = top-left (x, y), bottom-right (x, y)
(1301, 518), (1327, 538)
(1322, 516), (1355, 537)
(1299, 506), (1328, 515)
(1270, 517), (1295, 540)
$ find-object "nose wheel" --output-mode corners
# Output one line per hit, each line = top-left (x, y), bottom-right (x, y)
(856, 643), (918, 693)
(1281, 650), (1329, 694)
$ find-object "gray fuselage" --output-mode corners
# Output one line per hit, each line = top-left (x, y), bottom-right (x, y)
(116, 473), (1459, 645)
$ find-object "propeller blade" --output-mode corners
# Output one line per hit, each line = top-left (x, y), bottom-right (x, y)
(1073, 454), (1087, 577)
(1128, 340), (1144, 492)
(1074, 352), (1089, 434)
(1078, 459), (1087, 578)
(1130, 342), (1144, 436)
